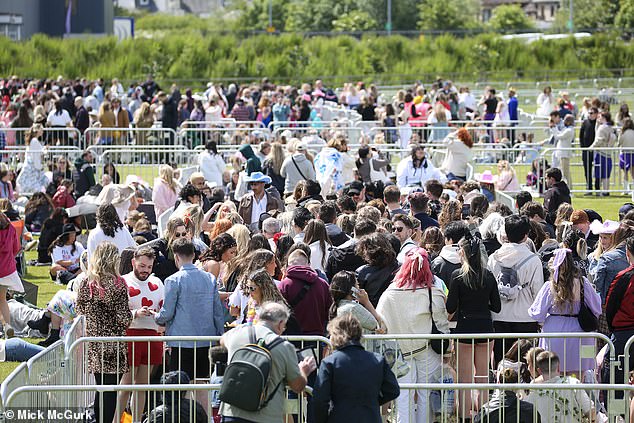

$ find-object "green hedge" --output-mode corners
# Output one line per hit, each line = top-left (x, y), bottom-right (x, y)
(1, 33), (633, 86)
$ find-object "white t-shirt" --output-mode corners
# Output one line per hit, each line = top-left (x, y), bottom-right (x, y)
(123, 272), (165, 331)
(47, 109), (72, 127)
(250, 193), (268, 226)
(87, 226), (137, 258)
(51, 242), (85, 272)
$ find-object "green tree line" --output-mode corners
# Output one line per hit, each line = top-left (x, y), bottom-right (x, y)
(133, 0), (634, 33)
(1, 33), (634, 84)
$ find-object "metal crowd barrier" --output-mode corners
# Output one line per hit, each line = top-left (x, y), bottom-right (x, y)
(0, 329), (627, 422)
(83, 127), (178, 149)
(540, 146), (630, 193)
(0, 127), (82, 148)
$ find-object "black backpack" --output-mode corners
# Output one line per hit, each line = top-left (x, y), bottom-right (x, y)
(219, 325), (285, 412)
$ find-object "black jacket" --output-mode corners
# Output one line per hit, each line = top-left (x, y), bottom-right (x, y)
(75, 106), (90, 134)
(325, 241), (366, 281)
(543, 181), (571, 225)
(144, 398), (207, 423)
(356, 262), (400, 307)
(145, 238), (178, 282)
(579, 118), (597, 148)
(72, 157), (95, 198)
(413, 211), (439, 231)
(161, 89), (180, 130)
(474, 391), (540, 423)
(312, 343), (400, 423)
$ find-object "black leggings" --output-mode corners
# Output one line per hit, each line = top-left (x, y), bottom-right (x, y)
(93, 372), (122, 423)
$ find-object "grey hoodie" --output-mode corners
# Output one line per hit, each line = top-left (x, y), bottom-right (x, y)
(280, 153), (316, 194)
(487, 242), (544, 323)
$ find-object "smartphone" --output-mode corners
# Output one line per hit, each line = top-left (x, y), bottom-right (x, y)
(298, 347), (318, 365)
(351, 286), (360, 299)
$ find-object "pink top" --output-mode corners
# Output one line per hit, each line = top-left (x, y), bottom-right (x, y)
(0, 224), (19, 278)
(152, 178), (178, 217)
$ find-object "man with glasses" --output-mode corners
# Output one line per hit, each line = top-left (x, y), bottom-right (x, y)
(580, 106), (598, 193)
(392, 214), (417, 264)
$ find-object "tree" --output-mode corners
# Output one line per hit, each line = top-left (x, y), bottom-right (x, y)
(332, 10), (378, 31)
(284, 0), (359, 32)
(235, 0), (288, 31)
(417, 0), (481, 32)
(553, 0), (619, 31)
(616, 0), (634, 37)
(488, 4), (535, 32)
(359, 0), (419, 31)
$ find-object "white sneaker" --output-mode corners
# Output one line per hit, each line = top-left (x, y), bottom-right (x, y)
(4, 324), (14, 339)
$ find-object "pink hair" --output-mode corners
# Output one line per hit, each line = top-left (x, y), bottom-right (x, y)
(393, 247), (434, 291)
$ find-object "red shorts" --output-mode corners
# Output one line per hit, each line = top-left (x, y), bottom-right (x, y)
(126, 328), (163, 366)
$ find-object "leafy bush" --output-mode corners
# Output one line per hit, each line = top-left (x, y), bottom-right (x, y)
(1, 33), (634, 86)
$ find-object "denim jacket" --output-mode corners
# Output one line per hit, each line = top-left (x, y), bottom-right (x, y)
(155, 263), (225, 347)
(591, 245), (629, 303)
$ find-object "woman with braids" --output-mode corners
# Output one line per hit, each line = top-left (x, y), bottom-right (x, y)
(446, 234), (501, 420)
(329, 271), (384, 334)
(87, 204), (136, 258)
(228, 249), (277, 324)
(529, 248), (601, 374)
(76, 242), (131, 423)
(561, 226), (589, 279)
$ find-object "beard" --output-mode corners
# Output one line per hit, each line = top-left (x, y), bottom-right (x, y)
(134, 269), (150, 281)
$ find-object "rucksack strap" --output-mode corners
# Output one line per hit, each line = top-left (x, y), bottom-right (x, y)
(513, 254), (536, 271)
(289, 281), (312, 307)
(291, 156), (308, 181)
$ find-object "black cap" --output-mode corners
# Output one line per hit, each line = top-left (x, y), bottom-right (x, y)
(61, 223), (79, 235)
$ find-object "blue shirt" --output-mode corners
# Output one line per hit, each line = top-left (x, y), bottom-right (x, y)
(508, 97), (518, 121)
(155, 263), (225, 347)
(272, 103), (290, 122)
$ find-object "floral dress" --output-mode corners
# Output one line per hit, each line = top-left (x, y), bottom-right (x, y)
(314, 147), (343, 195)
(76, 276), (132, 374)
(16, 137), (49, 194)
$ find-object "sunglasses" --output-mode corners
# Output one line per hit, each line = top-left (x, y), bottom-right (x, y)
(246, 285), (257, 293)
(392, 227), (405, 233)
(174, 231), (188, 238)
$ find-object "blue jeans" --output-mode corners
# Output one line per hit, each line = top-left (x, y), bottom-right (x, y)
(5, 338), (44, 362)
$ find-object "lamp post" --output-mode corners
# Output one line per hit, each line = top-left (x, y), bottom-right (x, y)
(386, 0), (392, 34)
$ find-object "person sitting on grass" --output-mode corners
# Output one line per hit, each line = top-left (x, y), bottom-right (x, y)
(49, 223), (84, 285)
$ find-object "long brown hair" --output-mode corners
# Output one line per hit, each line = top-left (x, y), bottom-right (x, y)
(551, 249), (579, 311)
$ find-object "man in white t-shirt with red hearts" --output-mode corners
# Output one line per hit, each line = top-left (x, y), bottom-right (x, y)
(118, 247), (165, 422)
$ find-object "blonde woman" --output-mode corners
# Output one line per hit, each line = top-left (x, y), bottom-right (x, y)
(133, 102), (154, 145)
(427, 102), (451, 141)
(15, 124), (49, 194)
(98, 101), (116, 145)
(226, 224), (250, 257)
(495, 160), (521, 192)
(262, 142), (286, 196)
(182, 204), (211, 253)
(76, 242), (131, 423)
(152, 164), (180, 217)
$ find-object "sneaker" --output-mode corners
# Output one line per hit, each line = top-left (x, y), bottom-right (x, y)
(27, 314), (51, 336)
(4, 325), (14, 339)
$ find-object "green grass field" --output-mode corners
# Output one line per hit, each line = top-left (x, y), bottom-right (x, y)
(0, 250), (55, 382)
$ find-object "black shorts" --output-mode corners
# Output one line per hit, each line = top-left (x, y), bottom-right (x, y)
(168, 346), (210, 380)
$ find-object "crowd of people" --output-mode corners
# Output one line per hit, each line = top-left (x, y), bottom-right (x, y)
(1, 76), (634, 423)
